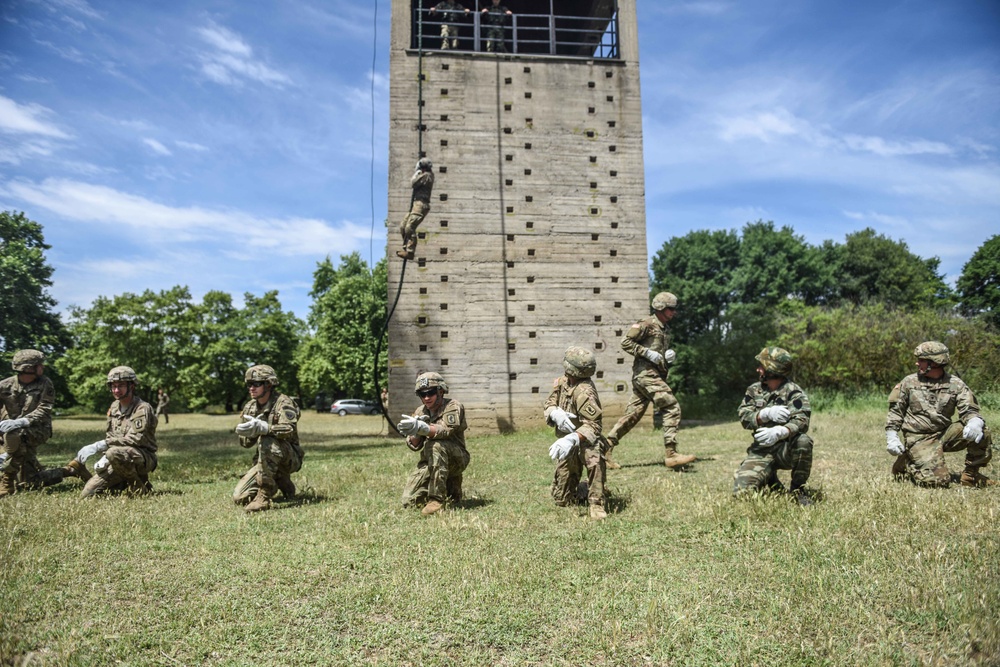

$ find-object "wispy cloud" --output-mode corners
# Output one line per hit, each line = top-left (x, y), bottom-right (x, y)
(2, 178), (372, 257)
(0, 95), (69, 137)
(142, 138), (172, 156)
(176, 140), (208, 152)
(194, 22), (291, 88)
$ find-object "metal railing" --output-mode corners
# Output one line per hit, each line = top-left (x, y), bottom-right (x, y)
(412, 8), (620, 59)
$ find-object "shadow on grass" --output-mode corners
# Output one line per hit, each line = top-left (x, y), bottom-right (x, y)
(454, 497), (492, 510)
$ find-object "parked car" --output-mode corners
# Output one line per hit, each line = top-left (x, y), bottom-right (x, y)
(330, 399), (380, 416)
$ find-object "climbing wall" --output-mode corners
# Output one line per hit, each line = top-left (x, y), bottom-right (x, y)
(386, 1), (649, 432)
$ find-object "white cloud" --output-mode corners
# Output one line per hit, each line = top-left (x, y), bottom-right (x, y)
(175, 140), (208, 152)
(142, 138), (172, 156)
(0, 95), (69, 137)
(194, 22), (291, 88)
(841, 134), (952, 157)
(2, 177), (372, 257)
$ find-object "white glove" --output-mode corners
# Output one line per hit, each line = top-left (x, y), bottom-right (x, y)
(548, 407), (577, 434)
(963, 417), (985, 443)
(76, 440), (108, 463)
(236, 415), (269, 437)
(0, 452), (8, 470)
(0, 418), (29, 434)
(94, 455), (109, 473)
(754, 425), (790, 446)
(398, 414), (431, 437)
(886, 430), (904, 456)
(548, 432), (580, 461)
(758, 406), (790, 424)
(663, 349), (676, 364)
(641, 349), (665, 366)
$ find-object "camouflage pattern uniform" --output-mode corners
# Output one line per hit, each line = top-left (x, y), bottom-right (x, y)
(401, 397), (469, 507)
(81, 395), (158, 498)
(886, 372), (993, 487)
(434, 1), (465, 50)
(398, 162), (434, 258)
(482, 4), (510, 52)
(607, 313), (684, 459)
(232, 391), (303, 505)
(544, 375), (606, 510)
(0, 363), (61, 492)
(156, 390), (170, 424)
(734, 379), (813, 495)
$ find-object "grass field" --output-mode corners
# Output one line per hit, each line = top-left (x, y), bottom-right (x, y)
(2, 403), (998, 666)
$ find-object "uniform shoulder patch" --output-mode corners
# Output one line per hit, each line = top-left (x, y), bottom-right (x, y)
(793, 399), (803, 409)
(283, 408), (297, 421)
(446, 413), (458, 426)
(132, 417), (144, 431)
(582, 402), (599, 418)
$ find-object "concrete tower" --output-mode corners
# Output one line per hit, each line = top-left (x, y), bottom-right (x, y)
(387, 0), (649, 432)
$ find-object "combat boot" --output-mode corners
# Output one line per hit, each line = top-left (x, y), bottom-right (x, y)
(0, 473), (16, 498)
(891, 455), (907, 481)
(604, 436), (621, 470)
(276, 476), (296, 499)
(422, 500), (443, 515)
(396, 250), (415, 260)
(589, 504), (607, 520)
(960, 466), (998, 488)
(63, 459), (92, 482)
(245, 487), (273, 513)
(663, 446), (696, 468)
(790, 486), (813, 506)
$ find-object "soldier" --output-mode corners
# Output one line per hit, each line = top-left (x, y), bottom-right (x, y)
(430, 0), (470, 50)
(545, 346), (608, 520)
(156, 388), (170, 424)
(398, 372), (469, 515)
(481, 0), (512, 53)
(733, 347), (814, 506)
(396, 157), (434, 261)
(0, 349), (87, 496)
(885, 341), (994, 488)
(233, 365), (303, 513)
(76, 366), (158, 498)
(605, 291), (695, 469)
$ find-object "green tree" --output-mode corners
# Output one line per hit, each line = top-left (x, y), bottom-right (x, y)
(57, 287), (199, 411)
(297, 253), (388, 401)
(730, 221), (835, 307)
(176, 291), (245, 412)
(0, 210), (69, 352)
(833, 228), (953, 308)
(957, 234), (1000, 329)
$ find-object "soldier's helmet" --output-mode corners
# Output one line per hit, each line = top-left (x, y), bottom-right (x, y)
(913, 341), (949, 367)
(414, 371), (448, 395)
(651, 292), (678, 311)
(106, 366), (139, 385)
(12, 349), (45, 372)
(755, 347), (793, 378)
(245, 365), (279, 386)
(563, 346), (597, 379)
(417, 157), (433, 171)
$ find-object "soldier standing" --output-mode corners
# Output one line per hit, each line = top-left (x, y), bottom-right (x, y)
(398, 372), (469, 515)
(396, 157), (434, 260)
(430, 0), (470, 50)
(545, 347), (608, 520)
(233, 365), (303, 513)
(76, 366), (158, 497)
(481, 0), (512, 52)
(605, 292), (695, 469)
(885, 341), (994, 488)
(156, 388), (170, 424)
(0, 349), (87, 496)
(733, 347), (814, 505)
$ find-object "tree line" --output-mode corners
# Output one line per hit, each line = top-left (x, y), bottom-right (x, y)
(2, 210), (998, 412)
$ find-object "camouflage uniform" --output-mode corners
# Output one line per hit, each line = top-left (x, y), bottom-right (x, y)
(81, 396), (158, 498)
(544, 376), (606, 509)
(886, 373), (993, 487)
(734, 379), (813, 494)
(482, 4), (510, 52)
(232, 392), (303, 505)
(156, 390), (170, 424)
(401, 397), (469, 507)
(607, 314), (683, 455)
(433, 0), (465, 50)
(398, 165), (434, 258)
(0, 372), (62, 491)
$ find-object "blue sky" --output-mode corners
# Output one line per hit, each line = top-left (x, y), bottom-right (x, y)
(1, 0), (998, 319)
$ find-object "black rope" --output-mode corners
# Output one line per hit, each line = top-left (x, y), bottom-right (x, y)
(372, 2), (427, 437)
